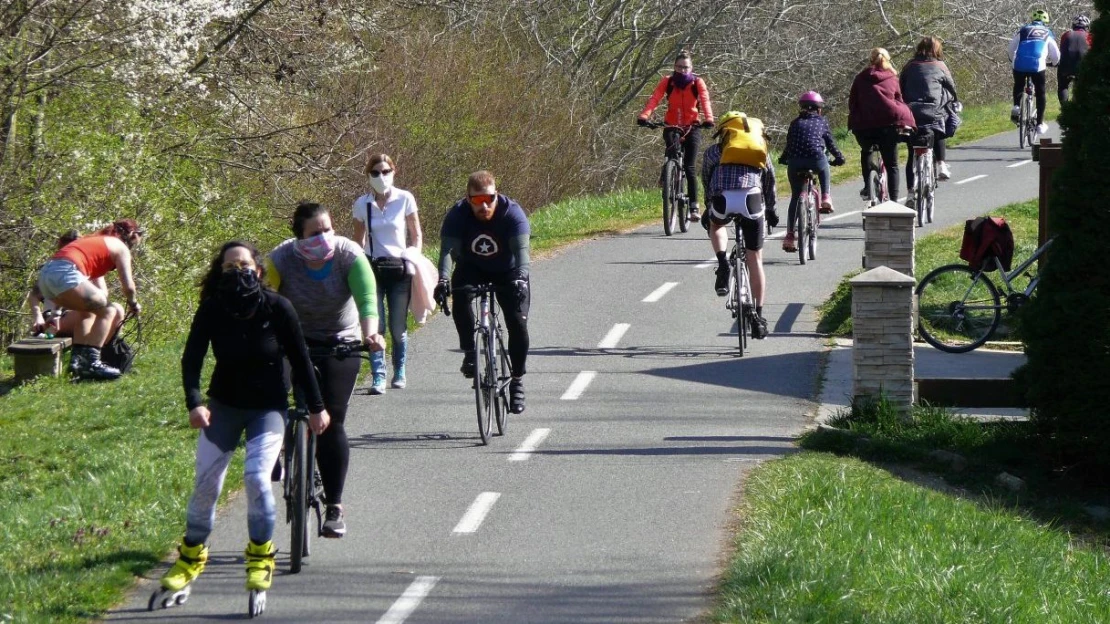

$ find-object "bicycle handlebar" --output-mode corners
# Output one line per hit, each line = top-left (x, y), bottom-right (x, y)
(307, 342), (371, 360)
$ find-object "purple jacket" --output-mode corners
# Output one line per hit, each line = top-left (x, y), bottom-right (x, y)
(848, 67), (916, 132)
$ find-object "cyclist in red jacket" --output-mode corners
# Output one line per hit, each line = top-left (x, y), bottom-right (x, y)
(637, 50), (715, 221)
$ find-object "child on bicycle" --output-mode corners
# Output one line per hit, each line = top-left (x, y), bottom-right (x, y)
(778, 91), (845, 253)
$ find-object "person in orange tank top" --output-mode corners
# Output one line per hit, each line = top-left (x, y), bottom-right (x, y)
(36, 219), (143, 380)
(637, 50), (716, 222)
(26, 229), (125, 341)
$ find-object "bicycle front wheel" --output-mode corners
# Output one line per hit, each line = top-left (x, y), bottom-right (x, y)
(797, 194), (808, 265)
(731, 259), (745, 356)
(289, 419), (308, 573)
(661, 160), (678, 236)
(916, 264), (1002, 353)
(676, 172), (689, 233)
(473, 329), (493, 444)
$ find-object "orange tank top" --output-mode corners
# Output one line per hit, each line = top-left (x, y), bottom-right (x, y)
(53, 235), (115, 279)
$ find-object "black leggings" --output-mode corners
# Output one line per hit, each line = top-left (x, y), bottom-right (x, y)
(663, 126), (702, 206)
(1013, 70), (1047, 124)
(853, 127), (903, 200)
(451, 266), (531, 377)
(308, 348), (361, 506)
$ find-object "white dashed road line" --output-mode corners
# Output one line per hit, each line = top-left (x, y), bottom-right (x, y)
(561, 371), (597, 400)
(509, 428), (551, 462)
(453, 492), (501, 534)
(376, 576), (440, 624)
(598, 323), (630, 348)
(1008, 159), (1033, 168)
(955, 174), (988, 185)
(642, 282), (678, 302)
(820, 209), (864, 223)
(694, 259), (716, 269)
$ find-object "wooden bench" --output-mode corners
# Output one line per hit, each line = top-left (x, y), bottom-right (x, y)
(6, 337), (73, 382)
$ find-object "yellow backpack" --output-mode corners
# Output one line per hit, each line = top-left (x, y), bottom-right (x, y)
(717, 112), (768, 169)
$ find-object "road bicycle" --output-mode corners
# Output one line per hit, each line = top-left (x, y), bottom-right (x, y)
(863, 143), (890, 207)
(1017, 75), (1039, 149)
(642, 122), (700, 236)
(908, 128), (937, 227)
(724, 217), (756, 356)
(791, 168), (821, 265)
(283, 342), (371, 574)
(915, 237), (1054, 353)
(452, 283), (512, 444)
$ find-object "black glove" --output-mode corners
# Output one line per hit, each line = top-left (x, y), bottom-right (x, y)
(433, 279), (451, 315)
(508, 271), (530, 307)
(777, 154), (788, 166)
(701, 120), (715, 129)
(765, 206), (780, 229)
(636, 118), (650, 127)
(831, 156), (846, 167)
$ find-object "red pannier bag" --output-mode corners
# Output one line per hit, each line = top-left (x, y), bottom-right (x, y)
(959, 217), (1014, 272)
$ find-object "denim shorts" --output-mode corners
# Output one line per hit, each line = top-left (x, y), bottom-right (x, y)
(37, 259), (87, 300)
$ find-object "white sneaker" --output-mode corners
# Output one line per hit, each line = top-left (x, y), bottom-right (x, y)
(937, 162), (951, 180)
(1036, 123), (1049, 135)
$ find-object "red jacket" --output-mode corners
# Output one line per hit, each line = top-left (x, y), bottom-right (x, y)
(638, 75), (714, 127)
(848, 67), (916, 132)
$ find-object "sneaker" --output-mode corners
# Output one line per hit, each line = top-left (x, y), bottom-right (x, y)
(244, 540), (276, 591)
(391, 366), (406, 389)
(859, 186), (869, 200)
(1036, 123), (1048, 135)
(714, 266), (729, 296)
(1010, 105), (1020, 123)
(322, 505), (346, 538)
(509, 378), (525, 414)
(782, 232), (797, 253)
(937, 161), (951, 180)
(688, 206), (701, 222)
(72, 349), (122, 381)
(460, 352), (476, 379)
(161, 541), (208, 592)
(819, 194), (834, 214)
(369, 373), (386, 395)
(752, 315), (769, 340)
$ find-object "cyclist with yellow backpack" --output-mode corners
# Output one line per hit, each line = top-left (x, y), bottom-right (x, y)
(700, 111), (777, 339)
(637, 50), (715, 221)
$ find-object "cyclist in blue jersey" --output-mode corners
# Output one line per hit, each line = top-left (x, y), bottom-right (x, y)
(1009, 9), (1060, 135)
(434, 170), (531, 414)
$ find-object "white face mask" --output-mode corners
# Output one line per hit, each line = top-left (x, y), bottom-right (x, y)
(369, 172), (394, 195)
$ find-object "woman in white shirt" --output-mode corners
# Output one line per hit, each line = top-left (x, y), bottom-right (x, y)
(352, 154), (423, 393)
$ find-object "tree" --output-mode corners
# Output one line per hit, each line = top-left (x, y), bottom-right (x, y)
(1017, 3), (1108, 477)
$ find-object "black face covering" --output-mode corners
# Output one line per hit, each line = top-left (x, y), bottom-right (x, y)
(216, 268), (263, 319)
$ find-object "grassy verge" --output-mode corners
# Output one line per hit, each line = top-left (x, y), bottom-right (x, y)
(818, 198), (1040, 336)
(713, 450), (1110, 623)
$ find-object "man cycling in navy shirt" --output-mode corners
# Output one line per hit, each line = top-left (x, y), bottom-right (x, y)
(1009, 9), (1060, 136)
(435, 170), (531, 414)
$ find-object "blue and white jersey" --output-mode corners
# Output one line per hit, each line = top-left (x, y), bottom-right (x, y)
(1009, 22), (1061, 72)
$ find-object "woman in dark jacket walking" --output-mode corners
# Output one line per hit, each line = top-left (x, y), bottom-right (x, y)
(901, 36), (959, 183)
(848, 47), (916, 203)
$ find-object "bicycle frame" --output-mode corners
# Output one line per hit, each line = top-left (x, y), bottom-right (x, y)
(643, 121), (699, 235)
(465, 283), (511, 442)
(724, 218), (755, 355)
(987, 236), (1053, 299)
(910, 130), (936, 226)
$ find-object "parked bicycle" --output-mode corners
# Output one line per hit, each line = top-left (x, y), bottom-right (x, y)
(792, 168), (821, 265)
(908, 128), (937, 227)
(642, 122), (701, 236)
(915, 237), (1053, 353)
(1017, 75), (1039, 149)
(723, 216), (757, 356)
(283, 342), (371, 574)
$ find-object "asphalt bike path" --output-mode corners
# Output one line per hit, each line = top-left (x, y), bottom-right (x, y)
(108, 124), (1052, 622)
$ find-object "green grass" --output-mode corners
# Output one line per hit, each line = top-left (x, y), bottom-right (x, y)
(530, 188), (659, 254)
(713, 451), (1110, 624)
(817, 199), (1041, 337)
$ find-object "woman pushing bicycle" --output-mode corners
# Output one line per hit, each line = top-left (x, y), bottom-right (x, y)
(636, 49), (715, 222)
(266, 202), (386, 538)
(154, 241), (329, 612)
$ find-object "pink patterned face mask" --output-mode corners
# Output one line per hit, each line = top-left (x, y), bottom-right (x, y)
(294, 231), (336, 262)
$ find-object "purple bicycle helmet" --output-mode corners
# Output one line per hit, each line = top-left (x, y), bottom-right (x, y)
(799, 91), (825, 109)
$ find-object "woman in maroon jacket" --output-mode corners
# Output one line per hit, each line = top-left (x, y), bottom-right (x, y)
(848, 47), (916, 203)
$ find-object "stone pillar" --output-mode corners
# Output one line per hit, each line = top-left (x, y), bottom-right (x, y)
(850, 266), (915, 412)
(862, 202), (917, 277)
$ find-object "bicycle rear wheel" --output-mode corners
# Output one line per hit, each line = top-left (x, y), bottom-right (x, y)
(731, 258), (745, 356)
(1018, 94), (1030, 148)
(661, 160), (678, 236)
(797, 192), (809, 265)
(289, 418), (308, 573)
(867, 168), (883, 206)
(493, 328), (509, 436)
(474, 329), (493, 444)
(926, 158), (936, 223)
(916, 264), (1002, 353)
(806, 187), (818, 261)
(915, 157), (927, 227)
(739, 266), (752, 356)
